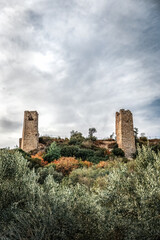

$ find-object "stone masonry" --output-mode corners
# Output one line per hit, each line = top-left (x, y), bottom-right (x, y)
(20, 111), (39, 152)
(19, 109), (136, 157)
(116, 109), (136, 158)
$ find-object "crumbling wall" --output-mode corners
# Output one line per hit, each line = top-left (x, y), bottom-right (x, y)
(116, 109), (136, 158)
(20, 111), (39, 152)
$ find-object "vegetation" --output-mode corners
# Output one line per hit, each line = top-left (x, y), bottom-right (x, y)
(112, 146), (125, 157)
(69, 130), (85, 145)
(0, 145), (160, 239)
(1, 129), (160, 239)
(88, 128), (97, 141)
(44, 142), (61, 162)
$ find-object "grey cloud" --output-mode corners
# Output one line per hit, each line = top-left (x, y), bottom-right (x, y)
(0, 118), (21, 133)
(144, 99), (160, 120)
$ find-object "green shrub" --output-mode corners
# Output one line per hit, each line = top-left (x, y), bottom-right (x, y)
(68, 167), (109, 188)
(112, 147), (125, 157)
(17, 148), (31, 160)
(87, 156), (109, 164)
(69, 130), (85, 145)
(139, 136), (148, 142)
(75, 149), (94, 160)
(151, 144), (160, 154)
(60, 145), (79, 157)
(0, 149), (40, 235)
(100, 146), (160, 239)
(44, 142), (61, 163)
(37, 166), (63, 184)
(27, 157), (42, 169)
(95, 149), (106, 157)
(60, 146), (95, 161)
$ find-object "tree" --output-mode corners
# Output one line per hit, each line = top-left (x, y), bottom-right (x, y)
(109, 132), (114, 139)
(70, 130), (83, 138)
(134, 127), (139, 145)
(88, 128), (97, 140)
(134, 127), (138, 138)
(69, 130), (85, 145)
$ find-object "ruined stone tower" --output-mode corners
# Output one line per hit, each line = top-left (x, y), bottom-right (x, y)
(116, 109), (136, 158)
(20, 111), (39, 152)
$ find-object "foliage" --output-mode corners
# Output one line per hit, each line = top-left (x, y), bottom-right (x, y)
(44, 142), (61, 163)
(1, 146), (160, 239)
(99, 146), (160, 239)
(69, 130), (85, 145)
(151, 143), (160, 153)
(95, 148), (107, 157)
(68, 167), (109, 189)
(53, 157), (80, 175)
(138, 136), (148, 147)
(88, 128), (97, 140)
(60, 145), (109, 163)
(134, 127), (139, 144)
(37, 166), (63, 184)
(31, 151), (48, 166)
(112, 147), (125, 157)
(17, 148), (31, 160)
(87, 155), (109, 164)
(96, 161), (109, 168)
(81, 140), (93, 149)
(0, 149), (104, 240)
(79, 160), (93, 168)
(75, 148), (94, 160)
(60, 145), (79, 157)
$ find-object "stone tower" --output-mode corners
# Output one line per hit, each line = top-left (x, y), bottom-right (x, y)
(20, 111), (39, 152)
(116, 109), (136, 158)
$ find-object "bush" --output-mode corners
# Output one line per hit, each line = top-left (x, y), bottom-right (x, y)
(60, 145), (79, 157)
(31, 151), (48, 166)
(87, 155), (109, 164)
(1, 146), (160, 239)
(79, 160), (93, 168)
(151, 144), (160, 154)
(68, 167), (109, 188)
(60, 146), (96, 161)
(100, 146), (160, 239)
(75, 149), (94, 160)
(53, 157), (80, 175)
(37, 166), (63, 184)
(96, 161), (108, 168)
(17, 148), (31, 160)
(44, 142), (61, 163)
(69, 130), (85, 145)
(95, 149), (106, 157)
(0, 149), (40, 234)
(0, 149), (105, 240)
(112, 147), (125, 157)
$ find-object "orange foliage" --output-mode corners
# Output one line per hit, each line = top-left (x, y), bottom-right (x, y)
(31, 152), (48, 166)
(96, 161), (108, 168)
(106, 149), (111, 155)
(80, 160), (93, 168)
(53, 157), (79, 175)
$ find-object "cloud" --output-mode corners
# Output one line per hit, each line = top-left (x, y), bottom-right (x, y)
(0, 0), (160, 147)
(0, 117), (21, 132)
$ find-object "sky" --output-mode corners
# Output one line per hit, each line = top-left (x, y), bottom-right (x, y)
(0, 0), (160, 148)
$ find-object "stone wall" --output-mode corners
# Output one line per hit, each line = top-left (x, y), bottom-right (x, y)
(20, 111), (39, 152)
(116, 109), (136, 158)
(19, 109), (136, 156)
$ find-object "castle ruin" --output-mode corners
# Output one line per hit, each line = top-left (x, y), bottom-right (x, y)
(19, 111), (39, 152)
(19, 109), (136, 158)
(116, 109), (136, 158)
